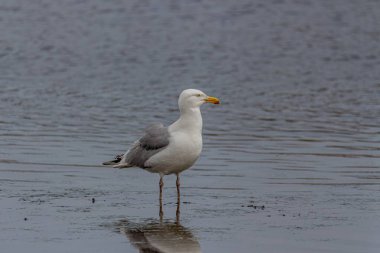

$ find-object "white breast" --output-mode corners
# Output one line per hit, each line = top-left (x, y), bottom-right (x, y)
(145, 131), (202, 175)
(145, 105), (204, 175)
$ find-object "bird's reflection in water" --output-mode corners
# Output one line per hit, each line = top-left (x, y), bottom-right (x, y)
(116, 203), (201, 253)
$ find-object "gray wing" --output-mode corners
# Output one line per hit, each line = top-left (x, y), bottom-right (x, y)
(125, 123), (170, 168)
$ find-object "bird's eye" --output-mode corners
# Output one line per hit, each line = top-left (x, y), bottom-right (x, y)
(195, 94), (201, 97)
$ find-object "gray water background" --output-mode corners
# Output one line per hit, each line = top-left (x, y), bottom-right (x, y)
(0, 0), (379, 252)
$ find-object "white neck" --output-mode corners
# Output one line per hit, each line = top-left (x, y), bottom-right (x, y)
(170, 107), (203, 134)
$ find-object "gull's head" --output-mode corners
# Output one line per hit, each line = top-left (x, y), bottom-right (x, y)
(178, 89), (220, 112)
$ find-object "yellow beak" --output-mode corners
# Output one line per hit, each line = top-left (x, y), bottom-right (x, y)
(204, 96), (220, 104)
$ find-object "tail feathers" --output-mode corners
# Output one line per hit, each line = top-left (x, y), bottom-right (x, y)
(113, 163), (133, 169)
(102, 154), (123, 166)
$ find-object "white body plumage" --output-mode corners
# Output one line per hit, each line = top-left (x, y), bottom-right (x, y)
(145, 106), (203, 175)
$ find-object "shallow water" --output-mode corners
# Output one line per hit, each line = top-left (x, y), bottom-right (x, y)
(1, 0), (380, 252)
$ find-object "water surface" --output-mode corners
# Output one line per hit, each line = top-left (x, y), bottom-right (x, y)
(0, 0), (379, 252)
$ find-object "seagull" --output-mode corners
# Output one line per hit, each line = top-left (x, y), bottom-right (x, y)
(102, 89), (220, 204)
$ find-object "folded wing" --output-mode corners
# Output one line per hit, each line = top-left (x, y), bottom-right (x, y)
(123, 123), (170, 168)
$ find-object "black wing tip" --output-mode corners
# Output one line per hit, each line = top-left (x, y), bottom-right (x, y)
(102, 154), (123, 165)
